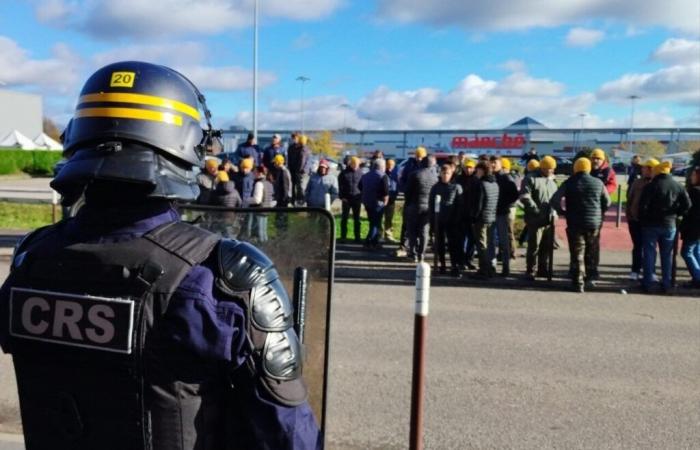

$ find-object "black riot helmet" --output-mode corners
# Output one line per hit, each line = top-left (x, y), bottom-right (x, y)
(51, 61), (222, 205)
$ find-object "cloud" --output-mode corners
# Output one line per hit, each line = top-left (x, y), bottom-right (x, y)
(651, 38), (700, 65)
(597, 38), (700, 105)
(375, 0), (700, 35)
(0, 35), (82, 94)
(499, 59), (526, 73)
(565, 27), (605, 47)
(236, 69), (594, 130)
(34, 0), (344, 39)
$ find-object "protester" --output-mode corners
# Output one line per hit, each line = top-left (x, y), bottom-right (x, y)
(305, 159), (338, 208)
(590, 148), (617, 194)
(625, 157), (659, 280)
(638, 161), (691, 293)
(404, 155), (438, 262)
(250, 166), (275, 242)
(338, 156), (363, 242)
(234, 157), (256, 207)
(396, 146), (428, 257)
(383, 159), (399, 242)
(429, 163), (464, 277)
(196, 158), (219, 204)
(219, 158), (237, 179)
(501, 158), (519, 259)
(521, 147), (539, 163)
(490, 156), (519, 276)
(456, 159), (478, 269)
(520, 155), (558, 280)
(680, 165), (700, 288)
(470, 161), (499, 278)
(627, 154), (642, 188)
(262, 133), (284, 169)
(212, 170), (242, 208)
(551, 158), (611, 292)
(359, 158), (390, 249)
(271, 154), (292, 207)
(288, 133), (310, 205)
(235, 132), (261, 166)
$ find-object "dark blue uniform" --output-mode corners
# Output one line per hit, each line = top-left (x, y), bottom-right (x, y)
(0, 202), (321, 450)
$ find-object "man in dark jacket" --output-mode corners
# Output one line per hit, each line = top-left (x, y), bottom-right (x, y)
(551, 158), (611, 292)
(471, 161), (499, 278)
(396, 146), (427, 256)
(338, 156), (363, 242)
(456, 159), (478, 269)
(404, 155), (438, 262)
(639, 161), (692, 293)
(287, 133), (310, 205)
(235, 132), (261, 166)
(383, 159), (399, 242)
(681, 165), (700, 288)
(359, 158), (389, 249)
(588, 148), (617, 280)
(429, 163), (463, 277)
(262, 133), (284, 169)
(490, 157), (519, 276)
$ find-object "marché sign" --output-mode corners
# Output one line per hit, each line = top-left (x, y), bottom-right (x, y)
(451, 133), (526, 149)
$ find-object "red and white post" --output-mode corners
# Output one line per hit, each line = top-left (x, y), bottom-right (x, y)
(409, 262), (431, 450)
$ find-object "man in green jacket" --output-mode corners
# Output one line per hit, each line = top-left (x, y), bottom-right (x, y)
(551, 158), (611, 292)
(520, 155), (559, 279)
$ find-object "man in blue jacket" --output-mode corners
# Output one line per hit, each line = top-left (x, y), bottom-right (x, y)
(0, 61), (320, 450)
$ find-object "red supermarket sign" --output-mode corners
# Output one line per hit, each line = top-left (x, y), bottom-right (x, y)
(451, 133), (526, 149)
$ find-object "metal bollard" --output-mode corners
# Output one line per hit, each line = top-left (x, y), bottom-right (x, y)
(51, 190), (59, 224)
(324, 192), (332, 212)
(409, 262), (430, 450)
(615, 185), (622, 228)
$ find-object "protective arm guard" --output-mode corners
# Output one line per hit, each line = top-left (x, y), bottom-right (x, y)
(215, 239), (308, 406)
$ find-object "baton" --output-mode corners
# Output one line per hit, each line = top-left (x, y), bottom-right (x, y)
(293, 266), (309, 344)
(548, 215), (555, 281)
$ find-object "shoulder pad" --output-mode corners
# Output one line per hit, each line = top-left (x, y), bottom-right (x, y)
(11, 225), (55, 271)
(217, 239), (279, 290)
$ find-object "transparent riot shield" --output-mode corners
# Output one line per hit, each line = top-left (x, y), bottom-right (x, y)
(178, 204), (334, 440)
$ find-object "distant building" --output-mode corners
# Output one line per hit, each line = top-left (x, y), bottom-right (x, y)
(222, 117), (700, 161)
(0, 90), (42, 143)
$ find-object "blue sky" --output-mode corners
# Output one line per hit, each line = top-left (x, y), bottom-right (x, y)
(1, 0), (698, 130)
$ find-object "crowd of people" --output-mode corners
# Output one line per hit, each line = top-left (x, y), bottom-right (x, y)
(195, 134), (700, 294)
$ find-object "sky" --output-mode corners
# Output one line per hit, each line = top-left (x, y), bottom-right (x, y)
(0, 0), (699, 131)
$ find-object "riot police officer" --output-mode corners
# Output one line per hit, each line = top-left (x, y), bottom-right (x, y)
(0, 61), (321, 450)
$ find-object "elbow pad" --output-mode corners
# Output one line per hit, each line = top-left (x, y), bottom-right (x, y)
(216, 239), (308, 406)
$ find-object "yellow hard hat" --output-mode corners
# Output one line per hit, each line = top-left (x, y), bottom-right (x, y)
(216, 170), (229, 183)
(653, 161), (672, 176)
(574, 157), (591, 174)
(540, 156), (557, 170)
(240, 157), (254, 170)
(642, 157), (659, 168)
(415, 146), (427, 158)
(500, 158), (511, 171)
(299, 135), (308, 145)
(591, 148), (606, 160)
(527, 159), (540, 171)
(205, 159), (219, 169)
(273, 154), (285, 165)
(464, 159), (476, 168)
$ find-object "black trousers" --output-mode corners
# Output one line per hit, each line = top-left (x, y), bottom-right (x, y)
(435, 223), (462, 269)
(340, 197), (362, 241)
(628, 220), (643, 273)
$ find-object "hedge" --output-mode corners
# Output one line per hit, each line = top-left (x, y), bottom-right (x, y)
(0, 148), (63, 176)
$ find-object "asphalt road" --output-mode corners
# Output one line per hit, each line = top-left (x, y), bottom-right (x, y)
(0, 248), (699, 449)
(0, 177), (54, 203)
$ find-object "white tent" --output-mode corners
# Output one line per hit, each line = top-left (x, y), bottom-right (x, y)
(34, 132), (63, 151)
(0, 130), (36, 150)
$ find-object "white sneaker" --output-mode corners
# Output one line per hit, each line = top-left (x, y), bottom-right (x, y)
(629, 272), (639, 280)
(651, 274), (659, 282)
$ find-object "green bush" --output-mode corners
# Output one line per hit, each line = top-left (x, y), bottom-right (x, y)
(0, 149), (62, 175)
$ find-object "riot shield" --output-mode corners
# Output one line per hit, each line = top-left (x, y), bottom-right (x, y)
(177, 204), (335, 439)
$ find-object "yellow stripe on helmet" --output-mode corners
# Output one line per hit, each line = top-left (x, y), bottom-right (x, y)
(78, 92), (200, 121)
(75, 107), (183, 126)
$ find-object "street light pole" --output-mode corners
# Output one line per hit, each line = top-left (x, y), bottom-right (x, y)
(578, 112), (587, 152)
(628, 95), (640, 154)
(252, 0), (259, 141)
(296, 75), (310, 136)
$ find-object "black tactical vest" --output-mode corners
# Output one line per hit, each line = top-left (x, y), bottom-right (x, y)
(5, 221), (225, 450)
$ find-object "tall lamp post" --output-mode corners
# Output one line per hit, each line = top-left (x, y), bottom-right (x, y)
(296, 75), (310, 136)
(340, 103), (351, 154)
(577, 112), (587, 152)
(628, 95), (640, 154)
(252, 0), (259, 141)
